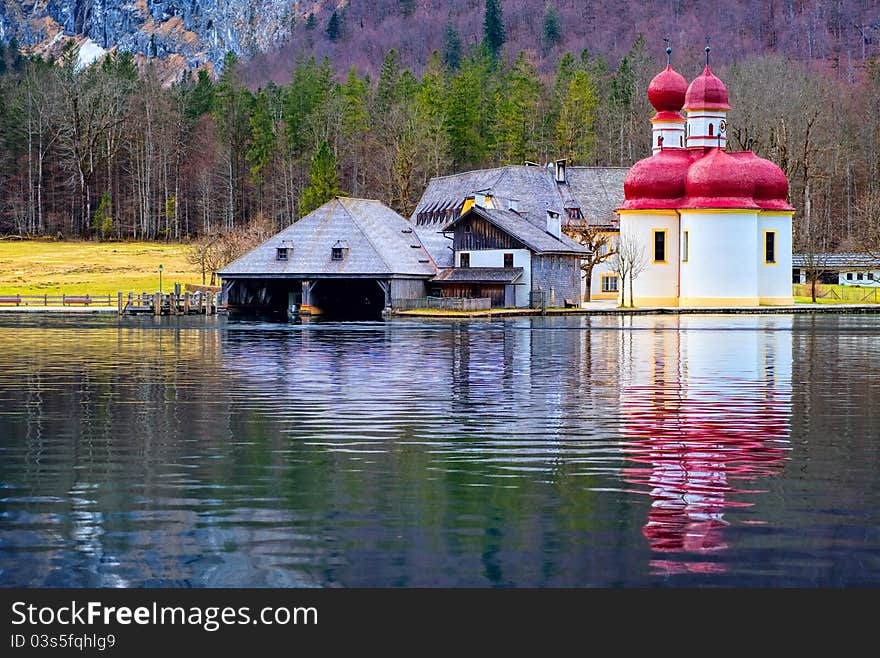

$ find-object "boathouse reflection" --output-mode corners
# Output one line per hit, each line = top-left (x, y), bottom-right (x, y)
(619, 316), (793, 574)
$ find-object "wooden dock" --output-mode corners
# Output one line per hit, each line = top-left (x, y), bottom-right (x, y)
(119, 290), (220, 316)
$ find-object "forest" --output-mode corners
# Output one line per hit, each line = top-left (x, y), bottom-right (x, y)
(0, 0), (878, 260)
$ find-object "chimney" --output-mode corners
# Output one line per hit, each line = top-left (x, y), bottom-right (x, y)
(546, 210), (561, 239)
(508, 198), (519, 212)
(554, 159), (567, 184)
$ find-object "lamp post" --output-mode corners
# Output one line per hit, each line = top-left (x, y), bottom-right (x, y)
(159, 264), (163, 294)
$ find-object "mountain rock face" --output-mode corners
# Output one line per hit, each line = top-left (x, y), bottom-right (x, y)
(0, 0), (310, 73)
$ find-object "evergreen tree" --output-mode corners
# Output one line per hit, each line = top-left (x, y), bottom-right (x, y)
(542, 5), (561, 53)
(305, 13), (317, 30)
(443, 22), (462, 70)
(447, 50), (496, 167)
(556, 69), (598, 163)
(376, 49), (402, 114)
(185, 69), (215, 120)
(399, 0), (416, 17)
(92, 192), (113, 240)
(417, 52), (451, 177)
(482, 0), (505, 60)
(493, 52), (544, 164)
(326, 11), (341, 41)
(299, 141), (345, 216)
(248, 90), (276, 187)
(283, 56), (333, 152)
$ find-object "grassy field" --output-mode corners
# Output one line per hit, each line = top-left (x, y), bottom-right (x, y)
(0, 239), (204, 297)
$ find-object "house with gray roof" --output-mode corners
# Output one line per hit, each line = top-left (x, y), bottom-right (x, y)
(793, 252), (880, 287)
(411, 161), (626, 302)
(219, 197), (437, 318)
(432, 199), (588, 308)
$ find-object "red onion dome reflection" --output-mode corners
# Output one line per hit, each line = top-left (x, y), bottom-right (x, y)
(621, 378), (790, 575)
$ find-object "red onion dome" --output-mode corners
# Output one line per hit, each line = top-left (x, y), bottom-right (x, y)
(648, 65), (688, 112)
(681, 147), (758, 209)
(730, 151), (793, 211)
(620, 149), (693, 210)
(684, 65), (730, 111)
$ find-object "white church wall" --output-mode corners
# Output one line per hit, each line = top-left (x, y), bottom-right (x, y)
(679, 210), (759, 305)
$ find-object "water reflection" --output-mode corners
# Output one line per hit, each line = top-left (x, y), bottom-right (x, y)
(2, 314), (878, 586)
(618, 316), (792, 574)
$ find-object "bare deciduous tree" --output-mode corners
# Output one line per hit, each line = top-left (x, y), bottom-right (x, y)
(563, 224), (618, 301)
(610, 230), (647, 307)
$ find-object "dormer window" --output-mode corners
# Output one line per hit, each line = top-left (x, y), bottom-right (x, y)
(331, 240), (349, 261)
(276, 247), (289, 261)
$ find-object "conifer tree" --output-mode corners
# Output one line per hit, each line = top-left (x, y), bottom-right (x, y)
(326, 11), (341, 41)
(482, 0), (505, 60)
(299, 141), (345, 216)
(443, 22), (462, 71)
(542, 5), (561, 53)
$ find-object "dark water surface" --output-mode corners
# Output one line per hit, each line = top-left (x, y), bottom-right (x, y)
(0, 313), (877, 587)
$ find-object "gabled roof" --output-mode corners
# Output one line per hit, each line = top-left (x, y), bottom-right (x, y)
(412, 165), (564, 222)
(446, 206), (588, 256)
(410, 164), (624, 264)
(433, 267), (524, 284)
(792, 252), (880, 269)
(566, 167), (628, 225)
(219, 198), (437, 278)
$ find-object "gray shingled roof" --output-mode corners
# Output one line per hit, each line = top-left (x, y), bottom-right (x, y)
(792, 253), (880, 269)
(567, 167), (628, 226)
(412, 165), (565, 222)
(410, 163), (624, 264)
(447, 206), (588, 255)
(219, 198), (437, 278)
(433, 267), (524, 284)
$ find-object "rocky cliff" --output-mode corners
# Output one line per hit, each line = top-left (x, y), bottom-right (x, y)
(0, 0), (314, 75)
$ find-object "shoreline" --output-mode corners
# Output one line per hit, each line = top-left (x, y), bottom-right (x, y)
(392, 303), (880, 318)
(2, 303), (879, 318)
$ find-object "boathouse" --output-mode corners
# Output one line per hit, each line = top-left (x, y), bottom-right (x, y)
(218, 197), (436, 318)
(432, 197), (588, 308)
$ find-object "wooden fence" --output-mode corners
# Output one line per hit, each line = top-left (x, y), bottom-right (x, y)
(393, 297), (492, 311)
(793, 283), (880, 303)
(0, 293), (114, 306)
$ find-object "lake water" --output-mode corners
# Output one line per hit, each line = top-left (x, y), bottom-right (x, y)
(0, 313), (877, 587)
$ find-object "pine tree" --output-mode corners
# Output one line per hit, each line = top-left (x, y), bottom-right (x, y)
(248, 90), (276, 188)
(542, 5), (561, 53)
(305, 13), (317, 30)
(376, 49), (402, 114)
(443, 22), (462, 70)
(399, 0), (416, 17)
(417, 52), (451, 177)
(92, 192), (113, 240)
(482, 0), (505, 60)
(493, 52), (544, 164)
(326, 11), (341, 41)
(185, 69), (215, 120)
(299, 142), (345, 216)
(556, 69), (598, 163)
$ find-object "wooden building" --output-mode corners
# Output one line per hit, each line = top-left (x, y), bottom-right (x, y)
(218, 198), (437, 319)
(431, 200), (588, 308)
(411, 162), (626, 302)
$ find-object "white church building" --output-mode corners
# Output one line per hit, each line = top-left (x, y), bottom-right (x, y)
(617, 46), (794, 307)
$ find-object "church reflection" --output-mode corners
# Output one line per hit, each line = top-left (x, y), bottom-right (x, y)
(619, 316), (793, 574)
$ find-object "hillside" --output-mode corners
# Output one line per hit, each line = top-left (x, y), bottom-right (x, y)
(1, 1), (878, 83)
